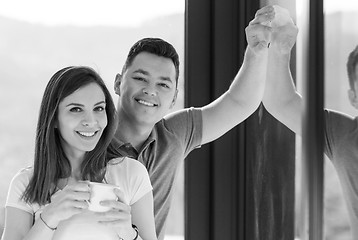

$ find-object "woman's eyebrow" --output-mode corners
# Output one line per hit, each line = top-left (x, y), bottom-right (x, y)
(65, 100), (106, 107)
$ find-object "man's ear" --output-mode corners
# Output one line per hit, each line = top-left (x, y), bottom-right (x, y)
(114, 74), (122, 95)
(348, 89), (358, 109)
(170, 89), (178, 109)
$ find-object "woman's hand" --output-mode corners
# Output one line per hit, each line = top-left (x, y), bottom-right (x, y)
(40, 181), (90, 229)
(95, 188), (136, 239)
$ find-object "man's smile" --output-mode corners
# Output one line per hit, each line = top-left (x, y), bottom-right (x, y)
(135, 99), (158, 107)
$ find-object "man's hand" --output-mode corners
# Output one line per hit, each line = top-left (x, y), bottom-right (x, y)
(246, 6), (274, 55)
(270, 9), (298, 55)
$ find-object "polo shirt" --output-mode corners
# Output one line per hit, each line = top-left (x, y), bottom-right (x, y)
(111, 107), (203, 240)
(324, 109), (358, 239)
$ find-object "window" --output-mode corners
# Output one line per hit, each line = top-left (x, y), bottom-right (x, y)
(0, 1), (185, 239)
(296, 0), (358, 239)
(323, 0), (358, 239)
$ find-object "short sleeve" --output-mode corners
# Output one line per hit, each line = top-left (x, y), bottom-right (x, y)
(163, 107), (203, 156)
(105, 158), (153, 206)
(324, 109), (356, 160)
(126, 159), (153, 205)
(5, 168), (34, 214)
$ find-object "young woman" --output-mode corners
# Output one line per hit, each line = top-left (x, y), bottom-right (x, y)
(1, 66), (157, 240)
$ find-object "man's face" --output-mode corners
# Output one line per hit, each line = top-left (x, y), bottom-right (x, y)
(355, 64), (358, 91)
(348, 65), (358, 109)
(115, 52), (178, 125)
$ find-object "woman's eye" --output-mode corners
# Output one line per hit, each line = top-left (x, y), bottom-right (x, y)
(94, 106), (105, 112)
(69, 107), (82, 112)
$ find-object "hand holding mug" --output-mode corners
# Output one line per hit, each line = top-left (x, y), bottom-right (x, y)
(41, 181), (91, 229)
(93, 186), (135, 239)
(87, 182), (120, 212)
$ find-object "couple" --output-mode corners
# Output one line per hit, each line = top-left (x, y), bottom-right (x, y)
(1, 4), (275, 237)
(3, 4), (356, 240)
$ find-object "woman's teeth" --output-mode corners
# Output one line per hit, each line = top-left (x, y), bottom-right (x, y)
(77, 131), (96, 137)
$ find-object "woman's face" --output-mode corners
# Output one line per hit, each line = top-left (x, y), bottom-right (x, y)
(57, 82), (108, 160)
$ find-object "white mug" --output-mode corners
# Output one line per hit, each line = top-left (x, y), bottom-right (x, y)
(87, 182), (120, 212)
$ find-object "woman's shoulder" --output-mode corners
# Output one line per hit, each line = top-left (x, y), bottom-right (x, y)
(6, 167), (35, 212)
(107, 157), (147, 174)
(11, 167), (33, 185)
(105, 158), (151, 206)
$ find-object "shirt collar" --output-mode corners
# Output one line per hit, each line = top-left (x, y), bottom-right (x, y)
(113, 128), (157, 155)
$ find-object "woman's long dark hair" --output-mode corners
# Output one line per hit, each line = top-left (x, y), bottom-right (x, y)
(22, 66), (117, 205)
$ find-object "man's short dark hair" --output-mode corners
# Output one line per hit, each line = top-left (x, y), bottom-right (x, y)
(347, 45), (358, 89)
(122, 38), (180, 87)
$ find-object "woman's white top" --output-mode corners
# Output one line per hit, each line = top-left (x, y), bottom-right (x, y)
(5, 157), (153, 240)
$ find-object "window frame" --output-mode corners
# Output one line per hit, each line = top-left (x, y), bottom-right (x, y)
(185, 0), (297, 239)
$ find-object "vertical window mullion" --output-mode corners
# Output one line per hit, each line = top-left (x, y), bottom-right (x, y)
(302, 0), (325, 239)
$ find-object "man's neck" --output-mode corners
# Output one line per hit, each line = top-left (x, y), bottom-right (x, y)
(115, 116), (154, 151)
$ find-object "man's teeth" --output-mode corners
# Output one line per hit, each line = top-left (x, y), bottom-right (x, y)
(138, 100), (155, 107)
(78, 131), (96, 137)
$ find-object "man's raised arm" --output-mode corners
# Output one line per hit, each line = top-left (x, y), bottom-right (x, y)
(200, 6), (274, 144)
(262, 7), (301, 135)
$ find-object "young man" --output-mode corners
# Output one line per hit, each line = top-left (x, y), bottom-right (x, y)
(262, 9), (358, 239)
(110, 6), (276, 240)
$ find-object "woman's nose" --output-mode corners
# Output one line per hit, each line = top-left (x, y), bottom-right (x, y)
(81, 113), (97, 127)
